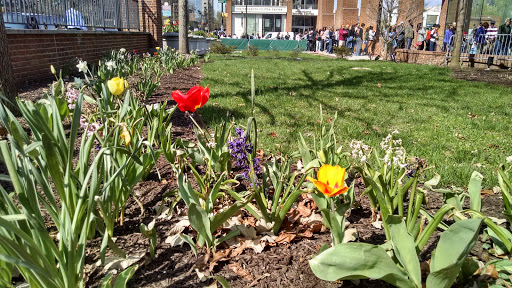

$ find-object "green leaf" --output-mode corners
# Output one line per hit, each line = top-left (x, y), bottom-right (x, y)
(188, 203), (212, 247)
(113, 265), (138, 288)
(180, 234), (197, 256)
(387, 215), (421, 288)
(101, 272), (113, 288)
(427, 218), (483, 288)
(212, 275), (230, 288)
(309, 243), (415, 288)
(468, 171), (483, 213)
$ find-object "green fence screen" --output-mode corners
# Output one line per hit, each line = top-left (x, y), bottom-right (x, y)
(221, 39), (308, 51)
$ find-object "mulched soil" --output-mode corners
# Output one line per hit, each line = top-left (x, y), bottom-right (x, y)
(13, 63), (510, 288)
(451, 68), (512, 88)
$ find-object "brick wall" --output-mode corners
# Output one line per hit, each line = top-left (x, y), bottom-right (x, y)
(341, 0), (359, 26)
(395, 49), (512, 69)
(139, 0), (163, 47)
(7, 30), (150, 86)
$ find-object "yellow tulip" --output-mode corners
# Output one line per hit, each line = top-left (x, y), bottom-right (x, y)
(307, 164), (349, 197)
(156, 47), (160, 50)
(107, 77), (124, 96)
(120, 123), (131, 146)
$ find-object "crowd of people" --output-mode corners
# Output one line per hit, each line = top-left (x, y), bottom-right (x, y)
(213, 17), (512, 57)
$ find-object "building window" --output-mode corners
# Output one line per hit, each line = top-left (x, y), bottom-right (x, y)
(293, 0), (318, 10)
(233, 0), (283, 6)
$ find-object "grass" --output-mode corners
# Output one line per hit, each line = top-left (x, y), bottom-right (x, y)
(200, 51), (512, 188)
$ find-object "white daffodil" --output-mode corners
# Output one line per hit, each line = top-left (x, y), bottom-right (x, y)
(120, 48), (126, 53)
(76, 60), (88, 73)
(105, 60), (117, 71)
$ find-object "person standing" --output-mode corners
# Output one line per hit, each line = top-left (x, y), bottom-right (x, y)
(496, 18), (511, 55)
(417, 23), (426, 50)
(485, 20), (498, 54)
(355, 23), (364, 55)
(327, 28), (334, 54)
(405, 20), (414, 49)
(396, 22), (405, 49)
(338, 25), (348, 47)
(474, 22), (488, 53)
(442, 24), (454, 52)
(429, 25), (438, 51)
(367, 26), (375, 56)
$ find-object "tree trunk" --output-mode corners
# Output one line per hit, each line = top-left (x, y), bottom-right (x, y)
(0, 10), (20, 116)
(448, 0), (467, 69)
(178, 0), (189, 54)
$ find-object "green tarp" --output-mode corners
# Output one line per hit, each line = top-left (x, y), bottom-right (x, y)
(221, 39), (249, 50)
(221, 39), (307, 51)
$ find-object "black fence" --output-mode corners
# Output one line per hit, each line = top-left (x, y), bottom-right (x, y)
(1, 0), (140, 30)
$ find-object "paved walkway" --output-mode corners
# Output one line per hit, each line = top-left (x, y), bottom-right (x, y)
(303, 51), (372, 60)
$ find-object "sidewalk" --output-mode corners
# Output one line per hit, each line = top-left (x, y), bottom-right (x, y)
(303, 51), (372, 60)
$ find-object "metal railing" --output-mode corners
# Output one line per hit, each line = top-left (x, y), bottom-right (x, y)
(446, 34), (512, 58)
(1, 0), (140, 31)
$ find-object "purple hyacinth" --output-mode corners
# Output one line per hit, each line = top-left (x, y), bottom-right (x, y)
(228, 128), (261, 182)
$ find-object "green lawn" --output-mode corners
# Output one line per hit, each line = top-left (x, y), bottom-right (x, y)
(200, 52), (512, 188)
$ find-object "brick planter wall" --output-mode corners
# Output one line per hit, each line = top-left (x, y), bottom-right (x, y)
(7, 29), (150, 86)
(395, 49), (447, 66)
(396, 49), (512, 69)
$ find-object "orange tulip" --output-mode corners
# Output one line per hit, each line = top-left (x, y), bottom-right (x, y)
(307, 164), (349, 197)
(171, 85), (210, 112)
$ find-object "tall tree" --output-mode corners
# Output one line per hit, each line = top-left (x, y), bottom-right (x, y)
(0, 9), (20, 115)
(179, 0), (189, 54)
(449, 0), (467, 69)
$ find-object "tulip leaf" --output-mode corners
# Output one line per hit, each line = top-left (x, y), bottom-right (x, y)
(309, 243), (415, 288)
(188, 203), (212, 247)
(426, 218), (483, 288)
(468, 171), (483, 213)
(387, 215), (421, 288)
(113, 265), (138, 288)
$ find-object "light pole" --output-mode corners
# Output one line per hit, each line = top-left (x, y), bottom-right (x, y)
(245, 0), (248, 38)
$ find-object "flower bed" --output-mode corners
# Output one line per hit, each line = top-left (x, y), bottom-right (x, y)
(1, 49), (512, 288)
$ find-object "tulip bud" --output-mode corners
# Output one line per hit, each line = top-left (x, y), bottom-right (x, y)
(318, 150), (327, 163)
(50, 65), (56, 75)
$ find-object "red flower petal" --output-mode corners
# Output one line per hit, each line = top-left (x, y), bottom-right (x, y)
(201, 85), (210, 107)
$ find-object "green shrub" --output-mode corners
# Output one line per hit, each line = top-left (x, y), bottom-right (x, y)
(210, 41), (235, 54)
(333, 46), (352, 58)
(246, 45), (259, 56)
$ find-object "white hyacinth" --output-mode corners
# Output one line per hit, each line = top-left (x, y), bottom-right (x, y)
(105, 60), (117, 71)
(380, 131), (406, 168)
(350, 140), (371, 164)
(76, 60), (88, 73)
(120, 48), (126, 53)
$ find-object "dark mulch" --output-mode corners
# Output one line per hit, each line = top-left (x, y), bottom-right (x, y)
(451, 68), (512, 88)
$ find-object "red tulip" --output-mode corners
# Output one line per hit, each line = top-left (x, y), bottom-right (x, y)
(172, 85), (210, 112)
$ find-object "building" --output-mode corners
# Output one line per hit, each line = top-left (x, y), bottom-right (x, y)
(423, 5), (441, 29)
(225, 0), (424, 37)
(226, 0), (356, 37)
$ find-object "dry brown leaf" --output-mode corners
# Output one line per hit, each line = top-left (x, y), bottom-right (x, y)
(269, 132), (277, 138)
(241, 216), (257, 227)
(310, 222), (326, 233)
(297, 202), (312, 217)
(481, 189), (494, 196)
(256, 149), (264, 158)
(377, 83), (382, 88)
(275, 232), (296, 244)
(484, 265), (499, 279)
(228, 262), (254, 281)
(300, 230), (313, 238)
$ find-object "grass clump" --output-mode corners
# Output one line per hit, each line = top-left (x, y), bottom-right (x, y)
(246, 45), (259, 56)
(210, 41), (235, 54)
